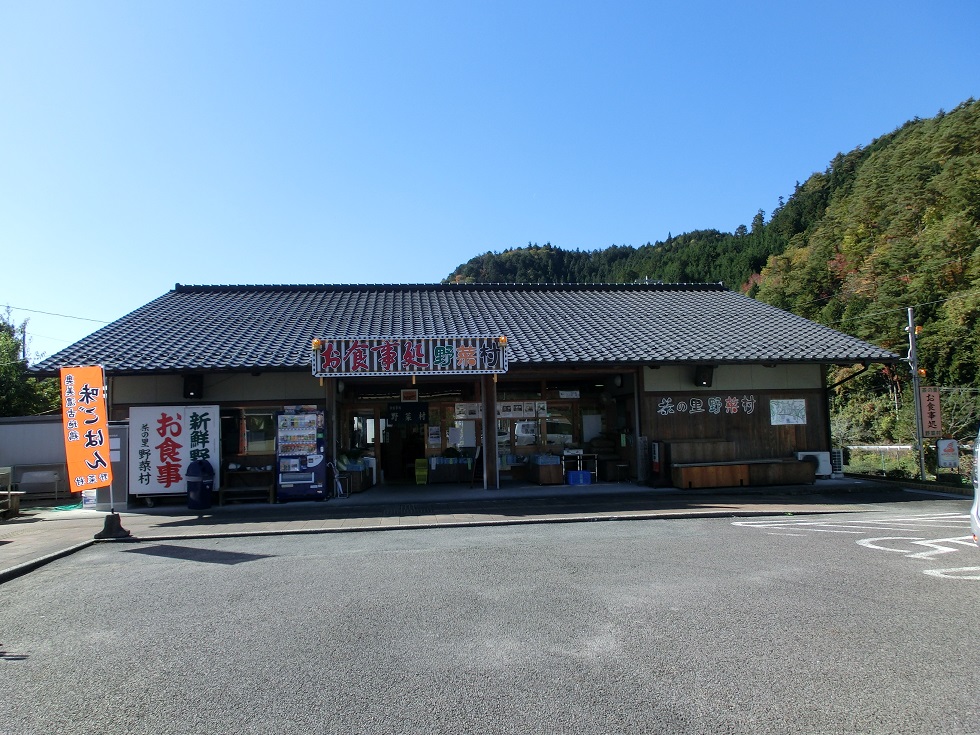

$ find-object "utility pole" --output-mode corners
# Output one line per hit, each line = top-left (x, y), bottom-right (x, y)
(906, 307), (927, 480)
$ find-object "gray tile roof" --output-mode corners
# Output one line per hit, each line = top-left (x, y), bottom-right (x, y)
(32, 283), (899, 375)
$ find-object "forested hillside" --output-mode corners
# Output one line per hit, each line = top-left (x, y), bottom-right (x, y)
(446, 98), (980, 452)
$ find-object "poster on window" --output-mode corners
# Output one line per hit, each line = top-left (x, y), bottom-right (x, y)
(129, 405), (220, 495)
(455, 402), (482, 419)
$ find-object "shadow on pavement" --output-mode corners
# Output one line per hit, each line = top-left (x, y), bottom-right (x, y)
(122, 544), (274, 565)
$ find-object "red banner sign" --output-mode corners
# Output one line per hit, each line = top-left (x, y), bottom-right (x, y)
(311, 336), (508, 377)
(919, 386), (942, 438)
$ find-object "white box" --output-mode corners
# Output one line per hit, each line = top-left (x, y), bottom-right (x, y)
(796, 451), (833, 478)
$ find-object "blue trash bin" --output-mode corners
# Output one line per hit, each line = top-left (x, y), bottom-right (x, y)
(186, 459), (215, 510)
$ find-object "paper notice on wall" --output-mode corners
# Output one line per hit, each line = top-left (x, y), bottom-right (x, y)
(770, 399), (807, 425)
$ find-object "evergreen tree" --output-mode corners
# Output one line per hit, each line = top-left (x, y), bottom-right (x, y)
(441, 98), (980, 446)
(0, 310), (61, 417)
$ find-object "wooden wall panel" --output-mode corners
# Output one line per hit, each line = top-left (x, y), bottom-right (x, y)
(642, 389), (828, 459)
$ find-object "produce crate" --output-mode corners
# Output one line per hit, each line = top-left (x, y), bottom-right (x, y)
(530, 464), (563, 485)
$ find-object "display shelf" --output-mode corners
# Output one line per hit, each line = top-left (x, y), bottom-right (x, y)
(221, 470), (275, 504)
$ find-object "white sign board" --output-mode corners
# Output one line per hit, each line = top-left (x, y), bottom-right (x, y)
(936, 439), (959, 469)
(129, 405), (220, 495)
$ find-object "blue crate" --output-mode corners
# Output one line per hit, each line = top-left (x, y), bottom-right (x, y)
(567, 470), (591, 485)
(532, 454), (561, 465)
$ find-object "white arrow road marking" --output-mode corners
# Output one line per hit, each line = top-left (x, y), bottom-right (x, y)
(857, 535), (976, 559)
(735, 514), (980, 580)
(923, 567), (980, 580)
(856, 536), (926, 554)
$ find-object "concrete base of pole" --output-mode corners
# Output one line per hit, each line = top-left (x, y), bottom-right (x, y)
(94, 511), (132, 540)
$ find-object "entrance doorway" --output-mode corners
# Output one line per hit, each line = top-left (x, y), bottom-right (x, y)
(382, 425), (426, 483)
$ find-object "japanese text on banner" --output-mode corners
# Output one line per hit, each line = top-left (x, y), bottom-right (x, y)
(919, 387), (942, 438)
(129, 406), (219, 495)
(60, 365), (113, 490)
(312, 336), (507, 377)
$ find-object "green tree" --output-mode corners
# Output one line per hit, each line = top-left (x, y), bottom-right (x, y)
(441, 98), (980, 450)
(0, 310), (61, 417)
(938, 387), (980, 444)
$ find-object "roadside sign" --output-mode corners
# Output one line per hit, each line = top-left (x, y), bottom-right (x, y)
(936, 439), (959, 469)
(919, 386), (942, 438)
(60, 365), (113, 491)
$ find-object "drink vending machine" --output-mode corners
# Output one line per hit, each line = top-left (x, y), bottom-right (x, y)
(276, 406), (327, 501)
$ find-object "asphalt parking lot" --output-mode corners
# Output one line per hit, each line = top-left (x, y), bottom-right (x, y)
(2, 491), (977, 734)
(0, 477), (944, 582)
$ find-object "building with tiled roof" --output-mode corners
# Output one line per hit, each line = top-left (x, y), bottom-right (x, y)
(34, 283), (899, 500)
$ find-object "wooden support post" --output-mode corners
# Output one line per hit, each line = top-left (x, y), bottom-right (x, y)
(481, 375), (499, 489)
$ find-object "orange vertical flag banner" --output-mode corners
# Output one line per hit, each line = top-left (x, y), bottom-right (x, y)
(60, 365), (114, 491)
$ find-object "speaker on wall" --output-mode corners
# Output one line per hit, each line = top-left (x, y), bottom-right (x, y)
(183, 374), (204, 399)
(693, 365), (713, 387)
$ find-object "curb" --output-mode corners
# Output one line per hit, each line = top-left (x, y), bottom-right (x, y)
(0, 506), (840, 584)
(4, 481), (971, 585)
(123, 507), (818, 542)
(0, 540), (95, 585)
(846, 473), (974, 497)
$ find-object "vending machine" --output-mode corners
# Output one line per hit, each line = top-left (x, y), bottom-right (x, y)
(276, 406), (327, 501)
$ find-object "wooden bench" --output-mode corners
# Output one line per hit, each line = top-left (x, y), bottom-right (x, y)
(1, 465), (25, 518)
(671, 458), (815, 489)
(746, 459), (816, 486)
(672, 462), (750, 489)
(1, 491), (26, 519)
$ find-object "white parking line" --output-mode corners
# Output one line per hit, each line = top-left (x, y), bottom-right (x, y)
(735, 513), (979, 580)
(856, 535), (976, 559)
(734, 513), (969, 535)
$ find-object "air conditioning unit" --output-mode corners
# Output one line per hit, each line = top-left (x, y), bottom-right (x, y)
(796, 451), (833, 478)
(830, 449), (845, 478)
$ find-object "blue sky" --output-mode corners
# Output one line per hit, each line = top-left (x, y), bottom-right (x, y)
(2, 0), (978, 359)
